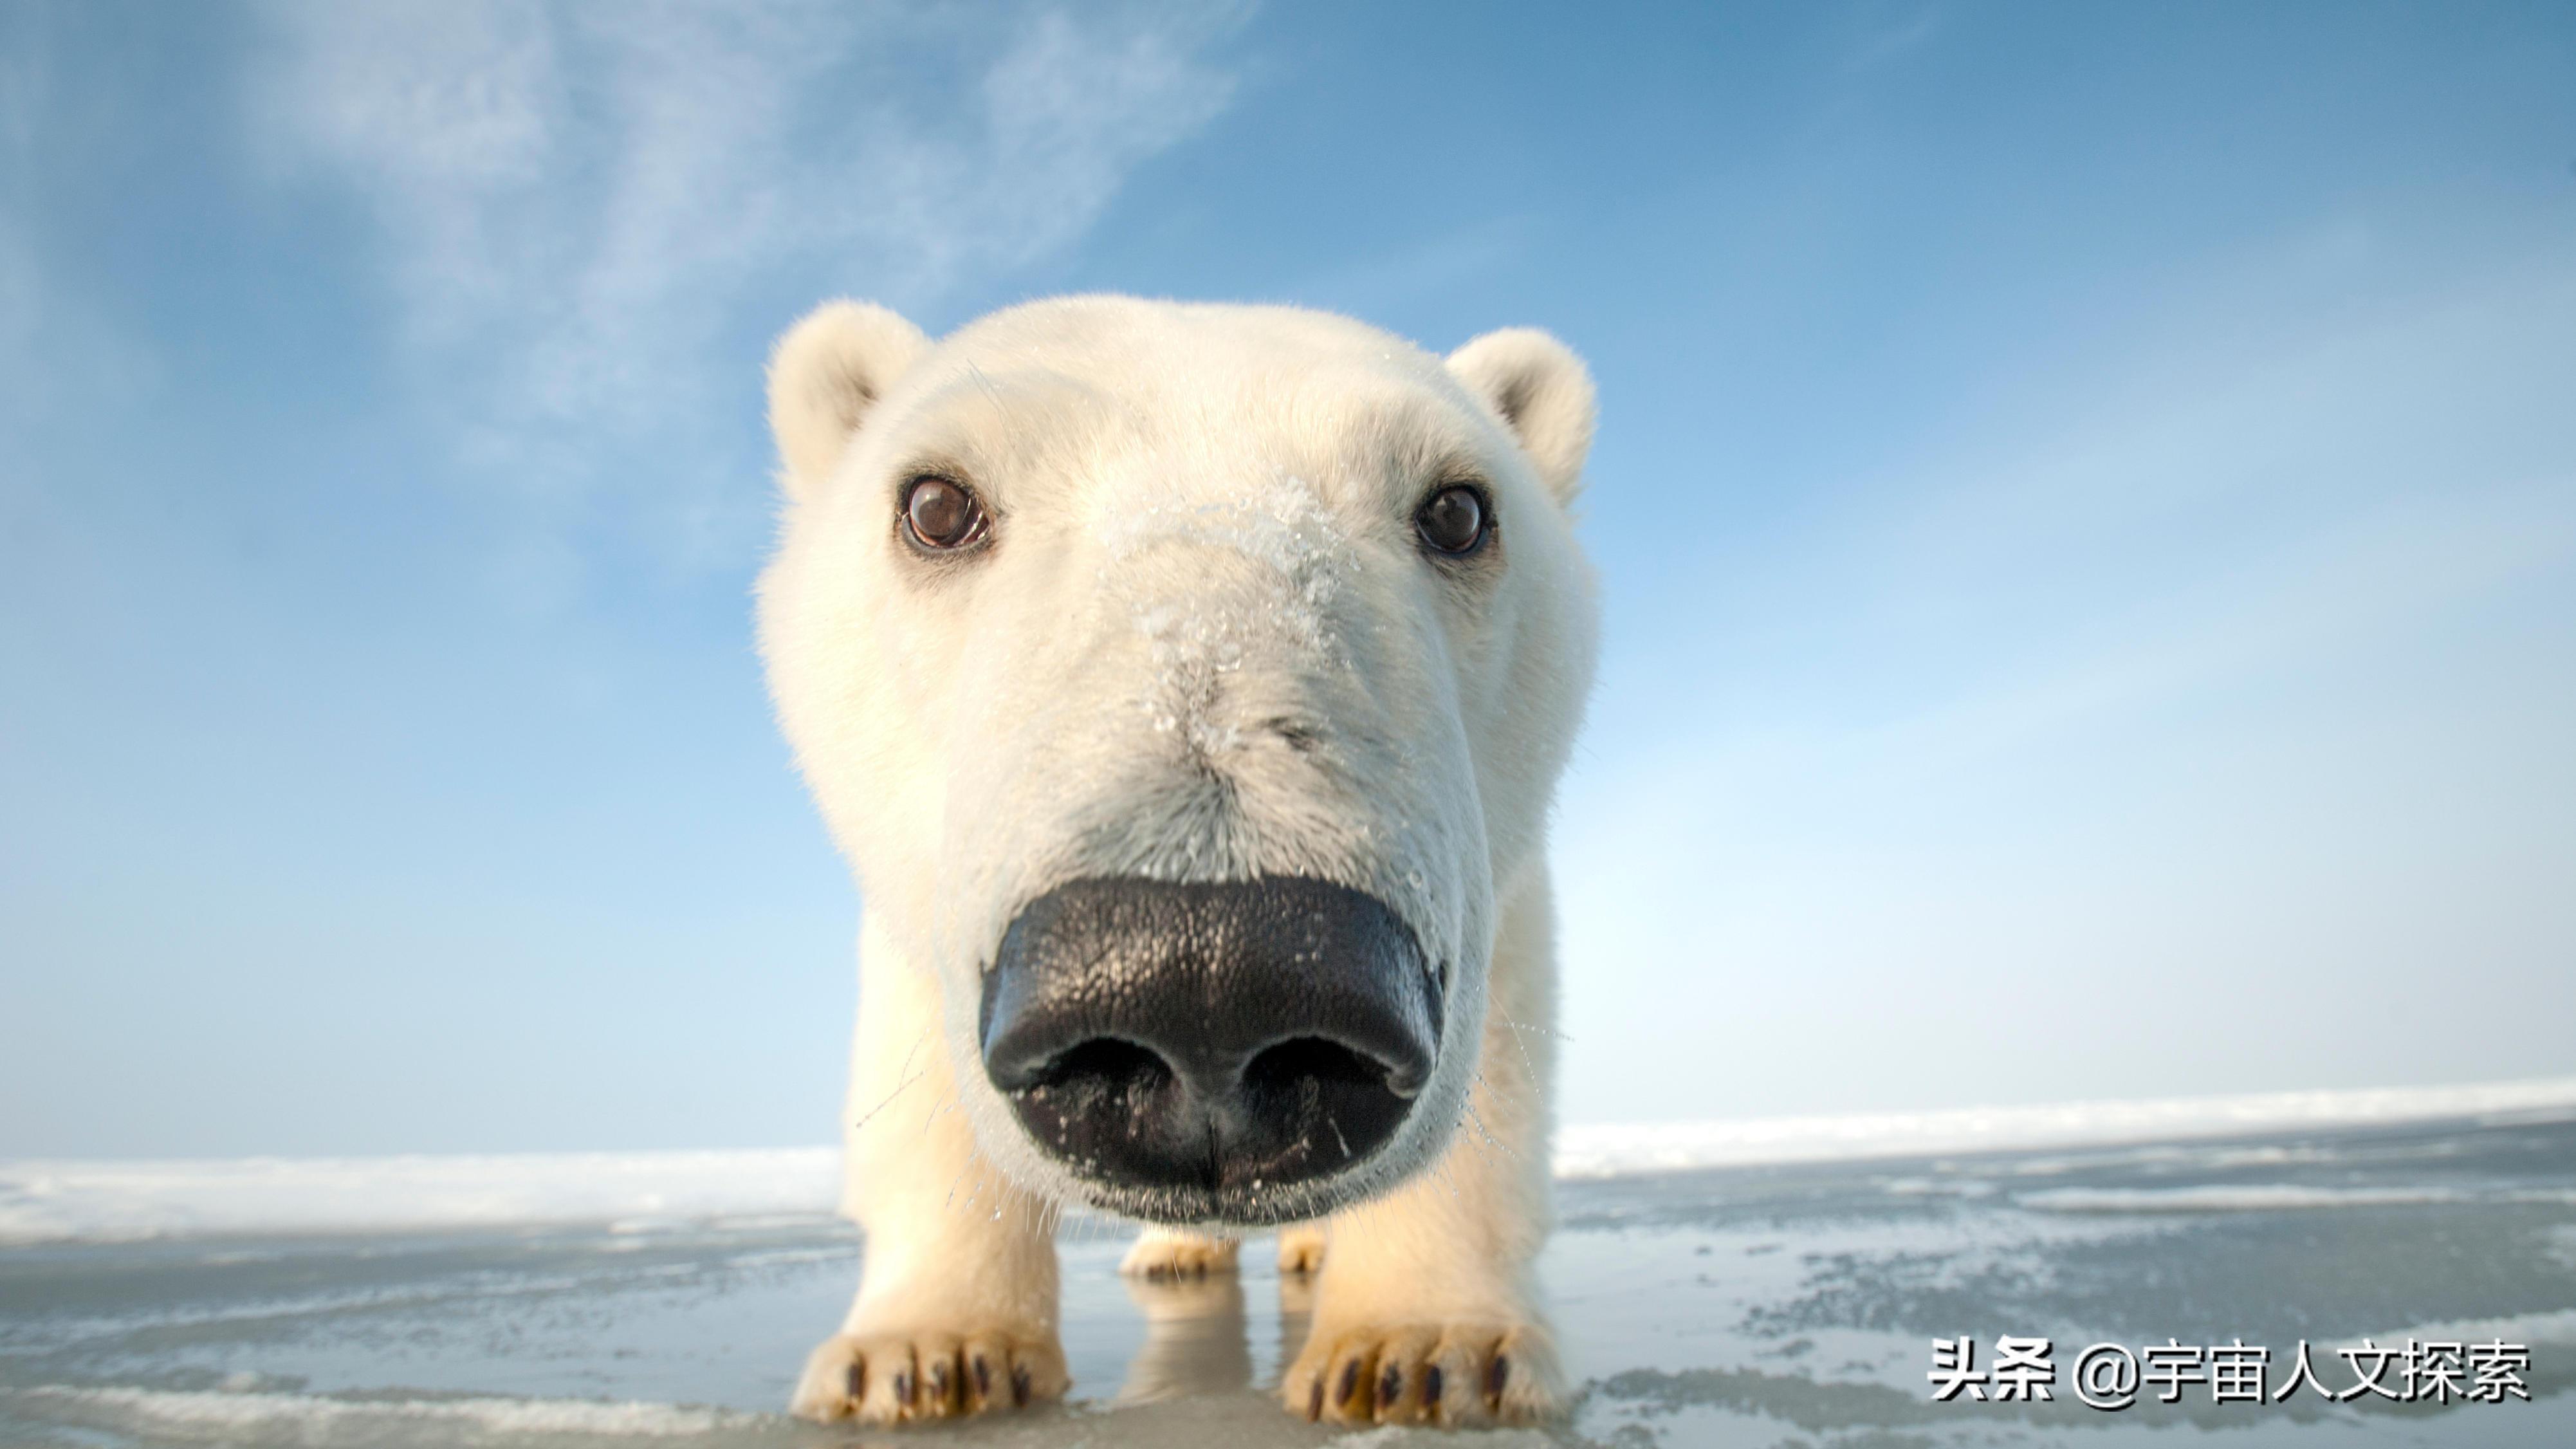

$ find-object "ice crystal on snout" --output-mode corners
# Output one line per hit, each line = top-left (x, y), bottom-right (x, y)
(1096, 472), (1361, 766)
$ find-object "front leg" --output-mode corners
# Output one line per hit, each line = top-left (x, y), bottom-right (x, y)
(792, 920), (1069, 1423)
(1282, 872), (1563, 1426)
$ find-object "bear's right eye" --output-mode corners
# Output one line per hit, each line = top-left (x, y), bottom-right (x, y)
(1415, 483), (1489, 557)
(901, 475), (989, 551)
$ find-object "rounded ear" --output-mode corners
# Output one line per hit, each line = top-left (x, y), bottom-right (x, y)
(766, 300), (931, 499)
(1445, 328), (1597, 504)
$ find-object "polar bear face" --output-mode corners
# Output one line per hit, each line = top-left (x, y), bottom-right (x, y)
(760, 297), (1596, 1228)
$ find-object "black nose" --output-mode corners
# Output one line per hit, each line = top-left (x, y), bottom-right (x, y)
(980, 876), (1440, 1221)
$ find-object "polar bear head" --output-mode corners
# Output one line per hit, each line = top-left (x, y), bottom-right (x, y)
(760, 297), (1597, 1228)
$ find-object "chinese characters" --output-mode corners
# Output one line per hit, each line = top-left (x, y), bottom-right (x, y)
(1929, 1336), (2532, 1410)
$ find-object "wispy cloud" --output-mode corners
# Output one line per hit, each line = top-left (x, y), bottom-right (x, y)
(250, 0), (1247, 567)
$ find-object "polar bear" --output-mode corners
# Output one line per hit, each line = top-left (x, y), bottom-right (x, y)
(759, 295), (1598, 1427)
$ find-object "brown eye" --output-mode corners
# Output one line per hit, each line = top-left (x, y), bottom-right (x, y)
(1415, 484), (1487, 555)
(903, 476), (986, 551)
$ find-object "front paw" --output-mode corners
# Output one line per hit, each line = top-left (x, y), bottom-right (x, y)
(790, 1327), (1069, 1423)
(1118, 1226), (1239, 1280)
(1274, 1224), (1327, 1275)
(1282, 1318), (1559, 1426)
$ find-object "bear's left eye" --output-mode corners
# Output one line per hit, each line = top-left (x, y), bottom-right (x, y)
(901, 475), (989, 551)
(1415, 484), (1489, 556)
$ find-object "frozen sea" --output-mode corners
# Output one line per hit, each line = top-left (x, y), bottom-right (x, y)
(6, 1080), (2575, 1449)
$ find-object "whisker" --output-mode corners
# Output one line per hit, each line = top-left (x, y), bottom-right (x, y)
(941, 1153), (977, 1212)
(1493, 1014), (1548, 1094)
(849, 1026), (937, 1134)
(918, 1086), (959, 1138)
(1462, 1089), (1516, 1161)
(1473, 1055), (1532, 1111)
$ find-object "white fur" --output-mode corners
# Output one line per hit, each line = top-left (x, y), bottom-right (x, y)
(760, 296), (1597, 1425)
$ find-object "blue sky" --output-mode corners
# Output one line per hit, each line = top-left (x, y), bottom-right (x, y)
(3, 1), (2570, 1158)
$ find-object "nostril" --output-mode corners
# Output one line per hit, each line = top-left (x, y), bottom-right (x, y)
(1002, 1036), (1184, 1173)
(1243, 1037), (1395, 1099)
(1239, 1035), (1417, 1172)
(1031, 1037), (1173, 1101)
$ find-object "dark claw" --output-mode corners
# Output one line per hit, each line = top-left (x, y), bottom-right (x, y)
(1424, 1363), (1444, 1407)
(1487, 1354), (1509, 1400)
(1379, 1363), (1404, 1410)
(892, 1370), (912, 1406)
(1011, 1364), (1032, 1407)
(1338, 1358), (1363, 1406)
(928, 1361), (950, 1405)
(1307, 1380), (1324, 1419)
(972, 1354), (991, 1400)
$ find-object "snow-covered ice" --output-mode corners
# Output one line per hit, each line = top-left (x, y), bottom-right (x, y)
(6, 1077), (2575, 1446)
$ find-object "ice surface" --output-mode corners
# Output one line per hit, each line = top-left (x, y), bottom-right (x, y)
(0, 1149), (842, 1245)
(5, 1105), (2575, 1448)
(10, 1076), (2574, 1245)
(2019, 1183), (2576, 1213)
(18, 1385), (748, 1438)
(1551, 1074), (2576, 1179)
